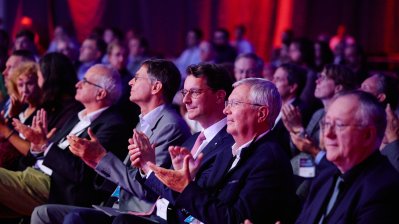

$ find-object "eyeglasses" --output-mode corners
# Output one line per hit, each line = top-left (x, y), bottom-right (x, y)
(224, 100), (264, 108)
(132, 76), (156, 82)
(82, 77), (103, 89)
(180, 88), (211, 99)
(319, 119), (365, 132)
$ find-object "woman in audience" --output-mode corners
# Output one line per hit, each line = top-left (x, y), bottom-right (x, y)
(38, 52), (83, 131)
(0, 53), (82, 170)
(314, 40), (333, 72)
(289, 38), (321, 113)
(0, 61), (41, 168)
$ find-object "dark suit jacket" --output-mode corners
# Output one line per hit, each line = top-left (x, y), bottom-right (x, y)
(144, 125), (235, 204)
(270, 97), (312, 158)
(43, 106), (131, 206)
(174, 132), (299, 224)
(296, 152), (399, 224)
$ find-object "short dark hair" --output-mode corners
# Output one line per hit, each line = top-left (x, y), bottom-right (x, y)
(190, 28), (203, 40)
(16, 29), (34, 42)
(290, 38), (315, 68)
(279, 63), (307, 96)
(186, 63), (234, 99)
(215, 28), (230, 40)
(369, 72), (399, 109)
(235, 53), (264, 75)
(324, 64), (359, 91)
(11, 49), (35, 61)
(87, 35), (107, 57)
(141, 59), (181, 103)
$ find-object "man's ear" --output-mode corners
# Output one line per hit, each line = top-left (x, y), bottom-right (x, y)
(215, 90), (227, 104)
(376, 93), (386, 103)
(96, 89), (108, 101)
(151, 81), (163, 95)
(334, 84), (343, 93)
(289, 83), (298, 95)
(257, 106), (269, 123)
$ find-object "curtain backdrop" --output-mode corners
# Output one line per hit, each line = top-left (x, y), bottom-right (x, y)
(4, 0), (399, 62)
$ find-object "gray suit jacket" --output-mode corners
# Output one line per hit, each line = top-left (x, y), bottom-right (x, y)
(95, 104), (191, 212)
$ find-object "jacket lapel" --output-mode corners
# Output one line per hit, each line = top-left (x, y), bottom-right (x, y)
(307, 176), (335, 223)
(50, 115), (80, 143)
(200, 126), (229, 163)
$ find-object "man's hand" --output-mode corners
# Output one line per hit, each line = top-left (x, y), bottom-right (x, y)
(169, 146), (202, 177)
(68, 127), (107, 168)
(282, 104), (304, 133)
(290, 132), (320, 157)
(384, 104), (399, 145)
(147, 154), (202, 193)
(13, 109), (55, 152)
(8, 94), (24, 118)
(128, 129), (155, 174)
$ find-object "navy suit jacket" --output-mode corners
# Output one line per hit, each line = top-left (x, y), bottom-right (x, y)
(43, 106), (131, 206)
(296, 152), (399, 224)
(174, 132), (299, 224)
(144, 125), (235, 204)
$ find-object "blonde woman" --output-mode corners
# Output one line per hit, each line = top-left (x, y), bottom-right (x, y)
(0, 61), (41, 168)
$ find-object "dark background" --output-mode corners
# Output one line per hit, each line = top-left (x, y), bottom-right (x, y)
(2, 0), (399, 64)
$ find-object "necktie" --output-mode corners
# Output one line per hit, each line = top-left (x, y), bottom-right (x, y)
(319, 176), (344, 223)
(191, 132), (206, 158)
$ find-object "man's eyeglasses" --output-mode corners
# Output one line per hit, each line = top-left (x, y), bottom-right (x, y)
(180, 88), (211, 99)
(224, 100), (264, 108)
(319, 119), (365, 132)
(132, 76), (157, 82)
(82, 77), (103, 89)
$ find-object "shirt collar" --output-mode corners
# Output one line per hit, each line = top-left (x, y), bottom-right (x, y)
(231, 130), (269, 157)
(139, 104), (166, 127)
(78, 106), (109, 123)
(202, 118), (227, 142)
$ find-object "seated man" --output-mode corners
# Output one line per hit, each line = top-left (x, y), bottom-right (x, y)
(233, 53), (263, 81)
(31, 59), (191, 224)
(112, 63), (236, 224)
(0, 64), (131, 218)
(296, 90), (399, 223)
(360, 73), (399, 171)
(140, 78), (299, 223)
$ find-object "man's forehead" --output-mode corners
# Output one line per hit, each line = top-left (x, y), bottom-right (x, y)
(326, 95), (359, 118)
(229, 85), (249, 99)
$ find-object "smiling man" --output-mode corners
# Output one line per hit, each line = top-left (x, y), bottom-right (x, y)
(296, 90), (399, 224)
(146, 78), (299, 223)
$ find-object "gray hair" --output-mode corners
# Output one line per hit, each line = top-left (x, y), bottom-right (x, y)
(92, 64), (122, 105)
(333, 90), (387, 144)
(233, 78), (282, 125)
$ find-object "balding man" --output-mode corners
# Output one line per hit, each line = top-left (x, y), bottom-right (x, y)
(296, 90), (399, 223)
(0, 64), (130, 218)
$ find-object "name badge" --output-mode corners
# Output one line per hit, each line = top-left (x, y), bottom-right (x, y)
(299, 157), (315, 178)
